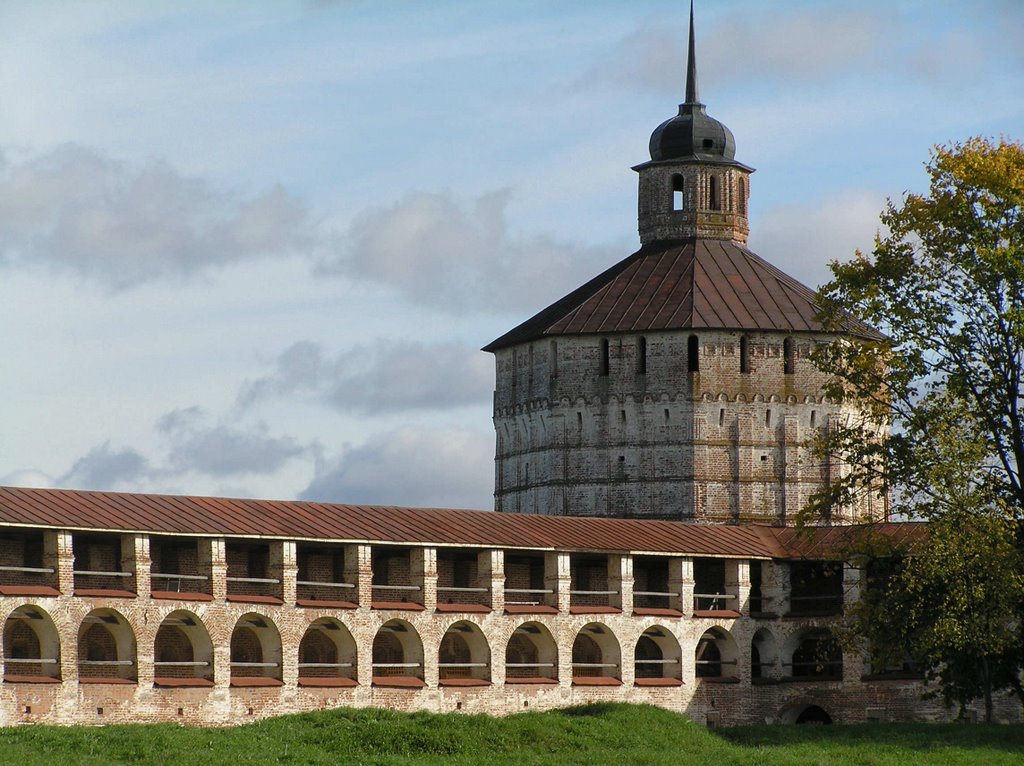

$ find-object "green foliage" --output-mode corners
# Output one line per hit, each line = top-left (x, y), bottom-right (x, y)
(810, 137), (1024, 720)
(0, 704), (1023, 765)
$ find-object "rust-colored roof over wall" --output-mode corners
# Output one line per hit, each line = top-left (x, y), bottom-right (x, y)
(483, 239), (883, 351)
(0, 486), (919, 560)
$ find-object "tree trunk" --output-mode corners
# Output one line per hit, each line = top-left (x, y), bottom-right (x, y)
(981, 655), (994, 723)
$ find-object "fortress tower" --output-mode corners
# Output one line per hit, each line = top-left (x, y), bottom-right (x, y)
(484, 6), (883, 524)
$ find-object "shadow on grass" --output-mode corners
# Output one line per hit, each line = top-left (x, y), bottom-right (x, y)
(717, 722), (1024, 755)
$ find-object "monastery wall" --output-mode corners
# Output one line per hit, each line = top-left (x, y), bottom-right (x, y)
(0, 527), (1008, 727)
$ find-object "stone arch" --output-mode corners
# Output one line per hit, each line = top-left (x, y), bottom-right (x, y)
(230, 613), (282, 682)
(571, 622), (620, 682)
(78, 608), (137, 681)
(3, 605), (61, 681)
(751, 627), (779, 681)
(371, 619), (424, 683)
(154, 609), (213, 684)
(438, 620), (490, 683)
(505, 621), (557, 683)
(298, 617), (357, 684)
(634, 625), (682, 683)
(778, 701), (834, 725)
(695, 627), (738, 680)
(782, 628), (843, 680)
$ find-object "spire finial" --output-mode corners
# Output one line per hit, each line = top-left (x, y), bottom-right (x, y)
(685, 0), (700, 105)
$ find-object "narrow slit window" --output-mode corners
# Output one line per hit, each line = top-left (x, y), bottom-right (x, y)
(719, 408), (725, 427)
(783, 337), (795, 375)
(810, 410), (817, 428)
(738, 177), (747, 215)
(740, 335), (750, 373)
(709, 175), (720, 211)
(765, 409), (771, 428)
(550, 340), (558, 379)
(600, 338), (610, 376)
(637, 336), (647, 375)
(687, 335), (699, 373)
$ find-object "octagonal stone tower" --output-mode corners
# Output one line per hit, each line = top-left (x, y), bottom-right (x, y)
(483, 6), (884, 524)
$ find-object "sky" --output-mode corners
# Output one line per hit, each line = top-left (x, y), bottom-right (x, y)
(1, 0), (1022, 510)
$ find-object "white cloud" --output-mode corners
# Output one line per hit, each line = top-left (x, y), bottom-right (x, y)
(237, 339), (492, 414)
(749, 188), (887, 290)
(301, 427), (493, 509)
(0, 469), (57, 488)
(320, 189), (616, 313)
(0, 144), (312, 290)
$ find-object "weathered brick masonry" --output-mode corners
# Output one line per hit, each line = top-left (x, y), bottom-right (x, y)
(0, 492), (1014, 726)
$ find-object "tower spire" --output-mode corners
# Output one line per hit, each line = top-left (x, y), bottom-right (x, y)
(685, 0), (700, 105)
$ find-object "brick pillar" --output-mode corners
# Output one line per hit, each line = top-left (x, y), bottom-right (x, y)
(692, 414), (708, 518)
(52, 530), (74, 596)
(546, 552), (570, 613)
(480, 549), (504, 612)
(279, 567), (299, 688)
(762, 560), (789, 617)
(781, 414), (800, 524)
(278, 541), (297, 605)
(412, 547), (437, 611)
(736, 411), (754, 520)
(213, 637), (232, 688)
(671, 557), (694, 618)
(731, 559), (750, 616)
(207, 538), (227, 602)
(843, 561), (863, 612)
(825, 414), (845, 521)
(418, 548), (439, 687)
(609, 554), (632, 613)
(130, 533), (150, 600)
(349, 544), (372, 608)
(842, 561), (864, 682)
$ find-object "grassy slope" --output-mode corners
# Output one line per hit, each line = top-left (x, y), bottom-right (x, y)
(0, 704), (1022, 766)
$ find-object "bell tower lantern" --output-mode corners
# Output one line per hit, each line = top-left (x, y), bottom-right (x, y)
(634, 3), (753, 245)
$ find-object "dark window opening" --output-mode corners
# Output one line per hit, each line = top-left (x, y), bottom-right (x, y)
(693, 559), (727, 611)
(791, 631), (842, 680)
(738, 177), (747, 215)
(740, 335), (750, 373)
(600, 338), (610, 376)
(789, 561), (843, 617)
(749, 561), (764, 613)
(709, 175), (720, 211)
(550, 340), (558, 379)
(702, 138), (714, 149)
(687, 335), (699, 373)
(783, 337), (795, 374)
(695, 638), (722, 678)
(672, 174), (685, 211)
(637, 336), (647, 375)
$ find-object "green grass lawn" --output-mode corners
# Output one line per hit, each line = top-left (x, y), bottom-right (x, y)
(0, 703), (1022, 766)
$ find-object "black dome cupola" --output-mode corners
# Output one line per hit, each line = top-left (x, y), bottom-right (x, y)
(633, 1), (754, 245)
(648, 1), (737, 163)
